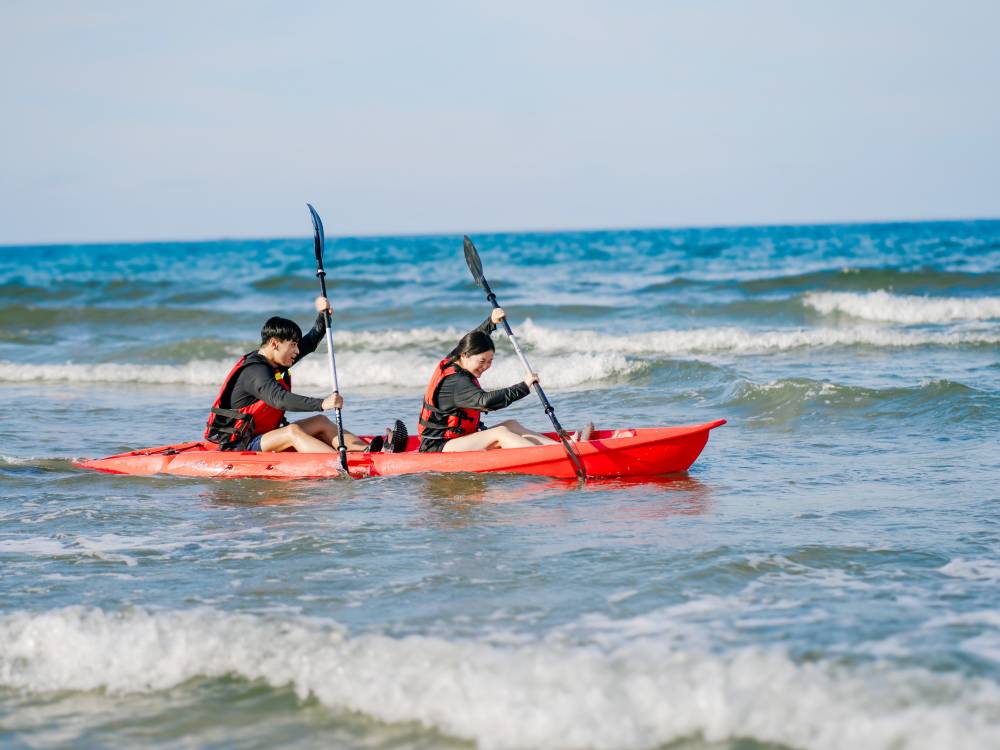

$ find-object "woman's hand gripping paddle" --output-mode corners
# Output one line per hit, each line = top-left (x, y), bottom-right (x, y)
(463, 236), (586, 481)
(307, 204), (349, 474)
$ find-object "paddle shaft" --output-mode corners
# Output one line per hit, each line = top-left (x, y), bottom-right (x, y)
(479, 282), (586, 480)
(309, 206), (349, 473)
(483, 290), (554, 417)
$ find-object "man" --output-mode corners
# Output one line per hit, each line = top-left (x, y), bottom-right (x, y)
(206, 296), (404, 453)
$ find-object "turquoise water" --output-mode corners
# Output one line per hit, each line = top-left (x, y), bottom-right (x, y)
(1, 221), (999, 749)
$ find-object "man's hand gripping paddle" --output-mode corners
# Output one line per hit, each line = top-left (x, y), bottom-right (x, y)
(463, 236), (586, 481)
(307, 204), (349, 474)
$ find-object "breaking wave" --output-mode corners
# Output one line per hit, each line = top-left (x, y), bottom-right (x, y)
(3, 318), (998, 392)
(0, 351), (640, 390)
(1, 607), (997, 750)
(296, 321), (1000, 355)
(803, 291), (1000, 323)
(511, 320), (1000, 355)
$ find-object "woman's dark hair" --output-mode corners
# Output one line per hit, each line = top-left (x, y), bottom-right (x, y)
(260, 316), (302, 345)
(448, 330), (495, 362)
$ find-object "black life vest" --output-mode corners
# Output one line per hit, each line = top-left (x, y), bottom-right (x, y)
(418, 358), (482, 444)
(205, 353), (291, 448)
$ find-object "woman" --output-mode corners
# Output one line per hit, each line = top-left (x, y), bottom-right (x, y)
(417, 308), (559, 452)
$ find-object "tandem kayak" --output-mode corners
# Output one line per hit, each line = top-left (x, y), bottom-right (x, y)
(74, 420), (725, 480)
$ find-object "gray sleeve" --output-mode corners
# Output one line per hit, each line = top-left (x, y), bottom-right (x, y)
(239, 365), (325, 413)
(295, 314), (327, 361)
(446, 373), (530, 412)
(475, 315), (497, 337)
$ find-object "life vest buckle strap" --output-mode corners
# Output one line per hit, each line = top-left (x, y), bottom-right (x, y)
(210, 407), (250, 421)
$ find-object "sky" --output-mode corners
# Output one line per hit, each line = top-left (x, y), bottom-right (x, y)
(1, 0), (998, 245)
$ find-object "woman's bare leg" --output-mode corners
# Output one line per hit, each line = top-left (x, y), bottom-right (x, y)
(495, 419), (558, 446)
(442, 426), (528, 451)
(442, 422), (556, 452)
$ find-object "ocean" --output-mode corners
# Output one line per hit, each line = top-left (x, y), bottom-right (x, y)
(1, 220), (999, 749)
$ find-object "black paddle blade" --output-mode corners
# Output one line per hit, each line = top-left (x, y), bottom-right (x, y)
(307, 204), (325, 264)
(463, 235), (485, 288)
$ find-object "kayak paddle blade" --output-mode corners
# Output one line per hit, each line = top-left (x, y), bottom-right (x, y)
(307, 204), (325, 264)
(463, 235), (485, 288)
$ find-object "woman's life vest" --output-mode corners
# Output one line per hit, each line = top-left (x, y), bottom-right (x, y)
(418, 358), (482, 443)
(205, 353), (291, 448)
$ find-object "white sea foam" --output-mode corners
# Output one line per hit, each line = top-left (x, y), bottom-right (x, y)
(0, 454), (54, 466)
(940, 558), (1000, 583)
(320, 320), (1000, 355)
(1, 607), (998, 750)
(0, 533), (196, 567)
(803, 290), (1000, 323)
(928, 610), (1000, 629)
(514, 320), (1000, 355)
(0, 360), (231, 387)
(0, 537), (69, 556)
(334, 325), (467, 349)
(0, 351), (639, 390)
(922, 610), (1000, 665)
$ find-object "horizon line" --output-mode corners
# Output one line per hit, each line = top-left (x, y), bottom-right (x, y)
(1, 213), (998, 250)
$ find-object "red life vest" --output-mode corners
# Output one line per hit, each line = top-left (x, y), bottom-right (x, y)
(417, 358), (481, 443)
(204, 353), (291, 448)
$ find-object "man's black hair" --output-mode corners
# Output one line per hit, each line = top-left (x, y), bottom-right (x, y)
(260, 316), (302, 345)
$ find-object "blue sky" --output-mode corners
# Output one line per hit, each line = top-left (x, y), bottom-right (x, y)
(1, 1), (998, 244)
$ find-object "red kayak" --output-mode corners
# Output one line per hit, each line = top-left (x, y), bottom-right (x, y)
(74, 420), (725, 480)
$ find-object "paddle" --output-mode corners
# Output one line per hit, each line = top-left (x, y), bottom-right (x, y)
(307, 204), (349, 473)
(463, 236), (586, 481)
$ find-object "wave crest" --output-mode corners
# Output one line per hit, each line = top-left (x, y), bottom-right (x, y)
(804, 291), (1000, 323)
(1, 607), (997, 750)
(0, 351), (639, 390)
(515, 320), (1000, 354)
(329, 321), (1000, 356)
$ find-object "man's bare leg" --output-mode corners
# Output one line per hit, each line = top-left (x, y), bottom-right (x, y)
(292, 415), (367, 451)
(259, 415), (365, 453)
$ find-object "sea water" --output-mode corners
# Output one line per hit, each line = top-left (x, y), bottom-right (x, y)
(1, 221), (998, 749)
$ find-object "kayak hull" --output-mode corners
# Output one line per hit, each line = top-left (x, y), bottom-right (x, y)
(75, 420), (725, 480)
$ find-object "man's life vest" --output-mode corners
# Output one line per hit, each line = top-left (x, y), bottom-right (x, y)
(205, 353), (291, 448)
(418, 358), (482, 443)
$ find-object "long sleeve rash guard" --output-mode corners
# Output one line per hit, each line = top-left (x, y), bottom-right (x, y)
(228, 314), (327, 413)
